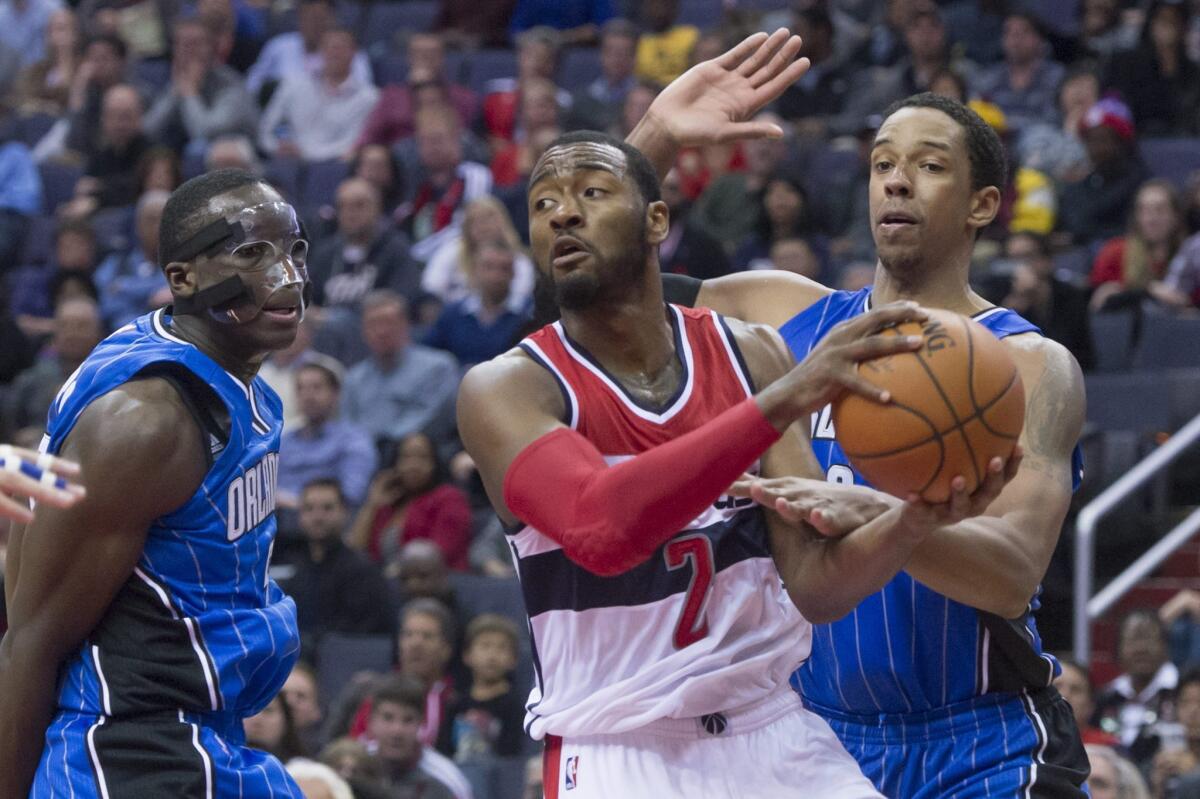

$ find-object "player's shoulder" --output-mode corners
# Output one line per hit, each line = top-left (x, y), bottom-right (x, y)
(75, 378), (198, 452)
(459, 345), (564, 417)
(1002, 333), (1084, 393)
(698, 269), (832, 329)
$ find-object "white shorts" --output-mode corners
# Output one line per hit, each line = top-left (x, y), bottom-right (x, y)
(541, 687), (881, 798)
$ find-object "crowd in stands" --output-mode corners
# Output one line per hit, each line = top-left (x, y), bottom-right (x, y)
(3, 0), (1200, 796)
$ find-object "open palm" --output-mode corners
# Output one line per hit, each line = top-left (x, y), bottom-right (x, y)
(645, 29), (810, 147)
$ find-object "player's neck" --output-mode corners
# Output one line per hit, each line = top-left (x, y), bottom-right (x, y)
(168, 314), (266, 383)
(560, 274), (675, 378)
(872, 258), (991, 317)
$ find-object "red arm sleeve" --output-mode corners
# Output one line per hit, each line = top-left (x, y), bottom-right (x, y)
(502, 397), (781, 576)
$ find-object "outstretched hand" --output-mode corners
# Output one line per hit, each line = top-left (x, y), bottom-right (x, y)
(631, 28), (809, 157)
(0, 444), (86, 523)
(730, 476), (894, 537)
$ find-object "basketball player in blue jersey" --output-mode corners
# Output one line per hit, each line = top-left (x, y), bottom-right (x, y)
(0, 168), (310, 797)
(635, 90), (1090, 796)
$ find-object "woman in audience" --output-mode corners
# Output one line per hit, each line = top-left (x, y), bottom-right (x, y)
(1090, 179), (1189, 310)
(352, 144), (404, 218)
(244, 693), (308, 764)
(733, 172), (821, 272)
(1086, 744), (1151, 799)
(348, 432), (472, 573)
(17, 8), (82, 115)
(421, 195), (535, 308)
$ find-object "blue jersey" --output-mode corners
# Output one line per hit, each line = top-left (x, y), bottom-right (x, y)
(42, 308), (300, 721)
(779, 288), (1084, 716)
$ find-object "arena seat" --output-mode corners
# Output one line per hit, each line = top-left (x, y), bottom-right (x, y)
(1052, 246), (1092, 279)
(1089, 310), (1137, 373)
(37, 161), (83, 215)
(369, 0), (438, 35)
(133, 59), (171, 94)
(1132, 313), (1200, 370)
(467, 49), (518, 94)
(264, 155), (303, 203)
(677, 0), (722, 28)
(314, 633), (394, 709)
(17, 112), (57, 148)
(557, 47), (602, 92)
(1141, 138), (1200, 190)
(18, 214), (57, 265)
(299, 159), (352, 213)
(1084, 372), (1172, 433)
(459, 755), (529, 799)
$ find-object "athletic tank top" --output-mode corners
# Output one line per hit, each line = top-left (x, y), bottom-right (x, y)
(42, 309), (300, 719)
(779, 288), (1084, 715)
(510, 304), (811, 739)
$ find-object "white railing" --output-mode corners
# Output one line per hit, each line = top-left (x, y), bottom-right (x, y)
(1074, 412), (1200, 664)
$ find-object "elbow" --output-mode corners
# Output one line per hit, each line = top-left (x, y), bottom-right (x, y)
(990, 582), (1038, 620)
(787, 587), (854, 625)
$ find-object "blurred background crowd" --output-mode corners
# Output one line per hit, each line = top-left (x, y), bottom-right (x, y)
(3, 0), (1200, 797)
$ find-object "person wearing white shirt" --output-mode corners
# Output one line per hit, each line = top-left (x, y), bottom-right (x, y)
(258, 27), (379, 161)
(245, 0), (371, 98)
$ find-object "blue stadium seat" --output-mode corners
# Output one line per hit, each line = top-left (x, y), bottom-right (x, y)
(1089, 310), (1137, 373)
(373, 52), (408, 85)
(371, 0), (438, 34)
(133, 59), (171, 94)
(17, 112), (57, 148)
(300, 159), (352, 212)
(1053, 246), (1092, 279)
(1028, 0), (1080, 35)
(182, 150), (206, 180)
(19, 214), (57, 266)
(467, 49), (519, 95)
(1132, 312), (1200, 369)
(1141, 138), (1200, 190)
(314, 633), (394, 710)
(37, 161), (82, 215)
(1167, 368), (1200, 427)
(803, 145), (859, 199)
(677, 0), (722, 28)
(91, 206), (134, 254)
(557, 47), (602, 92)
(1084, 372), (1171, 432)
(264, 155), (303, 204)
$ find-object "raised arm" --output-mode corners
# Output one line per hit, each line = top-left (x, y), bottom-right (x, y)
(458, 304), (926, 578)
(626, 29), (810, 182)
(0, 380), (206, 797)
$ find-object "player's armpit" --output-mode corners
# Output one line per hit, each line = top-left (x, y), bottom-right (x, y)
(0, 379), (207, 798)
(903, 337), (1085, 618)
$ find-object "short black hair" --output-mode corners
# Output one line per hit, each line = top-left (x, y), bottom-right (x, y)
(370, 675), (427, 718)
(540, 130), (662, 206)
(158, 168), (268, 267)
(301, 477), (346, 506)
(881, 92), (1008, 192)
(86, 33), (128, 60)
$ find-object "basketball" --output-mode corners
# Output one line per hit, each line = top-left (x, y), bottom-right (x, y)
(832, 308), (1025, 503)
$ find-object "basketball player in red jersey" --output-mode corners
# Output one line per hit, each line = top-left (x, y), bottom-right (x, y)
(456, 47), (1016, 791)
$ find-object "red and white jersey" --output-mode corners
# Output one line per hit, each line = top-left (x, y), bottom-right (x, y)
(511, 304), (812, 740)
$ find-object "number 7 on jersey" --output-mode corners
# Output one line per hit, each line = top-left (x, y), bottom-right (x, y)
(664, 534), (715, 649)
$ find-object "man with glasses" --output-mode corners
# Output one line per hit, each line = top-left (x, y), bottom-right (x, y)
(0, 169), (311, 797)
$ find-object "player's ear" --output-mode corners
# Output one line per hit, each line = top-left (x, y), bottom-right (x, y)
(966, 185), (1001, 233)
(645, 199), (669, 246)
(163, 260), (198, 298)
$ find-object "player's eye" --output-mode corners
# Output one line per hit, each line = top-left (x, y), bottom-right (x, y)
(534, 197), (554, 212)
(922, 162), (944, 173)
(583, 187), (605, 198)
(235, 243), (268, 260)
(873, 160), (892, 172)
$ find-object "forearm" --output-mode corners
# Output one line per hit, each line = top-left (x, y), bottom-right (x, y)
(626, 111), (679, 182)
(779, 505), (928, 624)
(0, 640), (61, 796)
(905, 516), (1043, 618)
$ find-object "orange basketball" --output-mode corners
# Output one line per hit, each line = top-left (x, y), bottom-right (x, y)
(831, 308), (1025, 503)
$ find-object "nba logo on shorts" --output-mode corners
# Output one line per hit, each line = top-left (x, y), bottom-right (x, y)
(565, 755), (579, 790)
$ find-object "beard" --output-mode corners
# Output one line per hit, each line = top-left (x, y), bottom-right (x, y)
(539, 216), (651, 314)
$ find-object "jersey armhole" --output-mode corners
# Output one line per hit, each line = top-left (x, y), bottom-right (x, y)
(131, 363), (232, 470)
(662, 273), (702, 308)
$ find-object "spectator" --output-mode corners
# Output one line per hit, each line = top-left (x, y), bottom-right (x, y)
(928, 67), (967, 102)
(634, 0), (698, 86)
(438, 614), (524, 763)
(244, 0), (371, 100)
(348, 431), (472, 572)
(657, 167), (732, 280)
(286, 759), (354, 799)
(858, 0), (929, 68)
(356, 32), (477, 150)
(398, 105), (494, 263)
(396, 599), (458, 748)
(489, 77), (560, 188)
(92, 188), (170, 327)
(74, 0), (177, 62)
(15, 7), (80, 115)
(613, 79), (657, 140)
(967, 99), (1057, 241)
(969, 13), (1065, 133)
(734, 172), (819, 271)
(258, 316), (315, 430)
(1090, 179), (1186, 311)
(423, 239), (532, 366)
(136, 146), (181, 194)
(1059, 98), (1149, 246)
(1000, 231), (1095, 372)
(1167, 670), (1200, 797)
(5, 297), (103, 437)
(480, 26), (566, 148)
(509, 0), (612, 44)
(282, 661), (325, 755)
(342, 291), (460, 446)
(276, 479), (395, 654)
(1105, 1), (1200, 137)
(776, 9), (855, 138)
(1085, 744), (1152, 799)
(59, 33), (129, 161)
(468, 516), (516, 578)
(1055, 659), (1120, 746)
(308, 178), (421, 313)
(0, 0), (62, 68)
(393, 540), (459, 611)
(245, 693), (308, 763)
(11, 218), (98, 337)
(360, 675), (461, 799)
(258, 28), (378, 162)
(351, 145), (403, 218)
(693, 112), (790, 252)
(1161, 590), (1200, 668)
(194, 0), (264, 74)
(568, 17), (638, 131)
(1096, 609), (1179, 758)
(1018, 67), (1099, 184)
(204, 134), (262, 175)
(764, 237), (822, 279)
(434, 0), (515, 49)
(62, 83), (152, 216)
(143, 17), (257, 154)
(0, 138), (42, 271)
(1165, 227), (1200, 310)
(318, 737), (393, 799)
(278, 357), (378, 509)
(1081, 0), (1139, 60)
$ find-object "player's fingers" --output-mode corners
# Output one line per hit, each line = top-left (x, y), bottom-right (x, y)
(1004, 445), (1024, 483)
(0, 489), (34, 523)
(834, 372), (894, 404)
(735, 28), (790, 77)
(711, 120), (785, 143)
(843, 302), (928, 338)
(946, 475), (970, 519)
(748, 34), (804, 88)
(0, 467), (84, 507)
(773, 497), (809, 524)
(728, 476), (757, 497)
(839, 333), (924, 363)
(715, 31), (771, 71)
